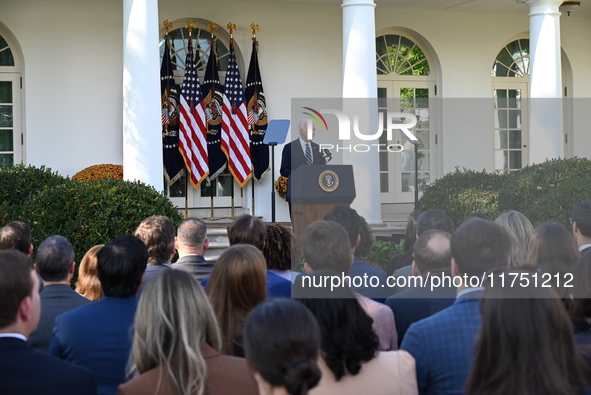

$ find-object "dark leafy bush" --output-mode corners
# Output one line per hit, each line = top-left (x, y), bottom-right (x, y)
(419, 168), (503, 226)
(0, 165), (65, 221)
(0, 166), (182, 286)
(364, 239), (404, 265)
(419, 158), (591, 229)
(497, 157), (591, 227)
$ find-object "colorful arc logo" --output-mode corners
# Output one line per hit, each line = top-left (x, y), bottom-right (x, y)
(302, 107), (329, 131)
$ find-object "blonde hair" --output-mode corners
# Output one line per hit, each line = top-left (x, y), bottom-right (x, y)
(494, 211), (533, 267)
(130, 270), (222, 395)
(207, 244), (267, 355)
(75, 244), (104, 301)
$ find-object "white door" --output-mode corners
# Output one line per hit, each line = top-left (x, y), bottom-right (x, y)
(492, 80), (529, 172)
(378, 79), (436, 202)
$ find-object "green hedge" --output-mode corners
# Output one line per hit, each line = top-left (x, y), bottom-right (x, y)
(419, 157), (591, 228)
(0, 166), (183, 285)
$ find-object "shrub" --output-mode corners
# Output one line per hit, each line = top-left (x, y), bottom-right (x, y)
(364, 239), (404, 265)
(497, 157), (591, 228)
(0, 166), (183, 286)
(419, 168), (503, 226)
(0, 165), (65, 221)
(419, 158), (591, 229)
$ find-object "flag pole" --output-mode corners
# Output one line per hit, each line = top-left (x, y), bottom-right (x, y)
(207, 23), (218, 220)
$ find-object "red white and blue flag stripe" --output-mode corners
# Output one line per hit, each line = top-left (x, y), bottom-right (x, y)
(178, 37), (209, 187)
(221, 40), (252, 188)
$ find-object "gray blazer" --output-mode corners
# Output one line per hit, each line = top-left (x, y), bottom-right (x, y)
(28, 284), (91, 353)
(173, 254), (214, 283)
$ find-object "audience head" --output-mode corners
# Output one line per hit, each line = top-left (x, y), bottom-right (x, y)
(301, 221), (352, 274)
(176, 217), (208, 255)
(227, 214), (266, 251)
(34, 235), (75, 283)
(355, 216), (375, 258)
(293, 270), (378, 380)
(262, 223), (293, 272)
(412, 230), (452, 277)
(572, 200), (591, 243)
(461, 212), (490, 225)
(403, 210), (422, 253)
(75, 244), (104, 301)
(494, 210), (533, 267)
(466, 268), (586, 395)
(244, 298), (321, 395)
(0, 250), (38, 336)
(134, 215), (176, 264)
(207, 244), (266, 355)
(130, 269), (222, 394)
(416, 209), (455, 236)
(527, 222), (579, 276)
(97, 235), (147, 298)
(0, 221), (32, 255)
(324, 206), (362, 252)
(451, 219), (511, 278)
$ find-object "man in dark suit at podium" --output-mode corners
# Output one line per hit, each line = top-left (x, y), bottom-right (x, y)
(280, 120), (326, 218)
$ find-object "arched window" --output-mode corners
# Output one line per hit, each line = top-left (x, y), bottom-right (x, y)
(376, 33), (437, 205)
(0, 29), (22, 168)
(492, 39), (529, 78)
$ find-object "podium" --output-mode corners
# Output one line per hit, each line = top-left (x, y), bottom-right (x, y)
(291, 165), (356, 238)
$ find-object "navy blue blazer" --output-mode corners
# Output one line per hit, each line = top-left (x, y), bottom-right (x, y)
(0, 337), (97, 395)
(138, 264), (170, 295)
(386, 279), (456, 347)
(49, 296), (138, 395)
(28, 284), (91, 353)
(280, 139), (326, 202)
(349, 257), (390, 302)
(401, 290), (483, 395)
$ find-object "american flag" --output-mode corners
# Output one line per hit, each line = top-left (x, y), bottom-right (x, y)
(161, 109), (169, 125)
(221, 40), (252, 187)
(178, 37), (209, 187)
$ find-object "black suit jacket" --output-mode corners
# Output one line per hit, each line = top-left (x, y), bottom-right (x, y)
(280, 139), (326, 202)
(28, 284), (91, 353)
(0, 337), (97, 395)
(173, 254), (214, 282)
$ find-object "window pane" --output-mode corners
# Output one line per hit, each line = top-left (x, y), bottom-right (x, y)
(380, 173), (389, 193)
(495, 130), (508, 149)
(0, 153), (13, 168)
(0, 82), (12, 103)
(0, 130), (13, 151)
(376, 36), (387, 57)
(417, 151), (430, 171)
(401, 151), (414, 171)
(495, 151), (508, 171)
(0, 105), (12, 127)
(509, 130), (522, 149)
(378, 89), (387, 108)
(416, 130), (429, 150)
(495, 109), (508, 129)
(415, 109), (429, 129)
(493, 62), (509, 77)
(508, 110), (521, 128)
(508, 89), (521, 109)
(509, 151), (522, 169)
(402, 173), (413, 192)
(494, 90), (507, 109)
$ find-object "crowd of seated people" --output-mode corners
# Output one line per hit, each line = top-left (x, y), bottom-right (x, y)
(2, 201), (591, 394)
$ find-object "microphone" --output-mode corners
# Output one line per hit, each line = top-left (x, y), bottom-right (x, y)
(322, 149), (332, 163)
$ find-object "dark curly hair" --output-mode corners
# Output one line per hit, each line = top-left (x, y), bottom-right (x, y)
(293, 270), (378, 380)
(262, 223), (294, 271)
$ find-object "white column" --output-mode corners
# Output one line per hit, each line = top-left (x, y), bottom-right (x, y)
(122, 0), (163, 190)
(522, 0), (564, 164)
(342, 0), (381, 224)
